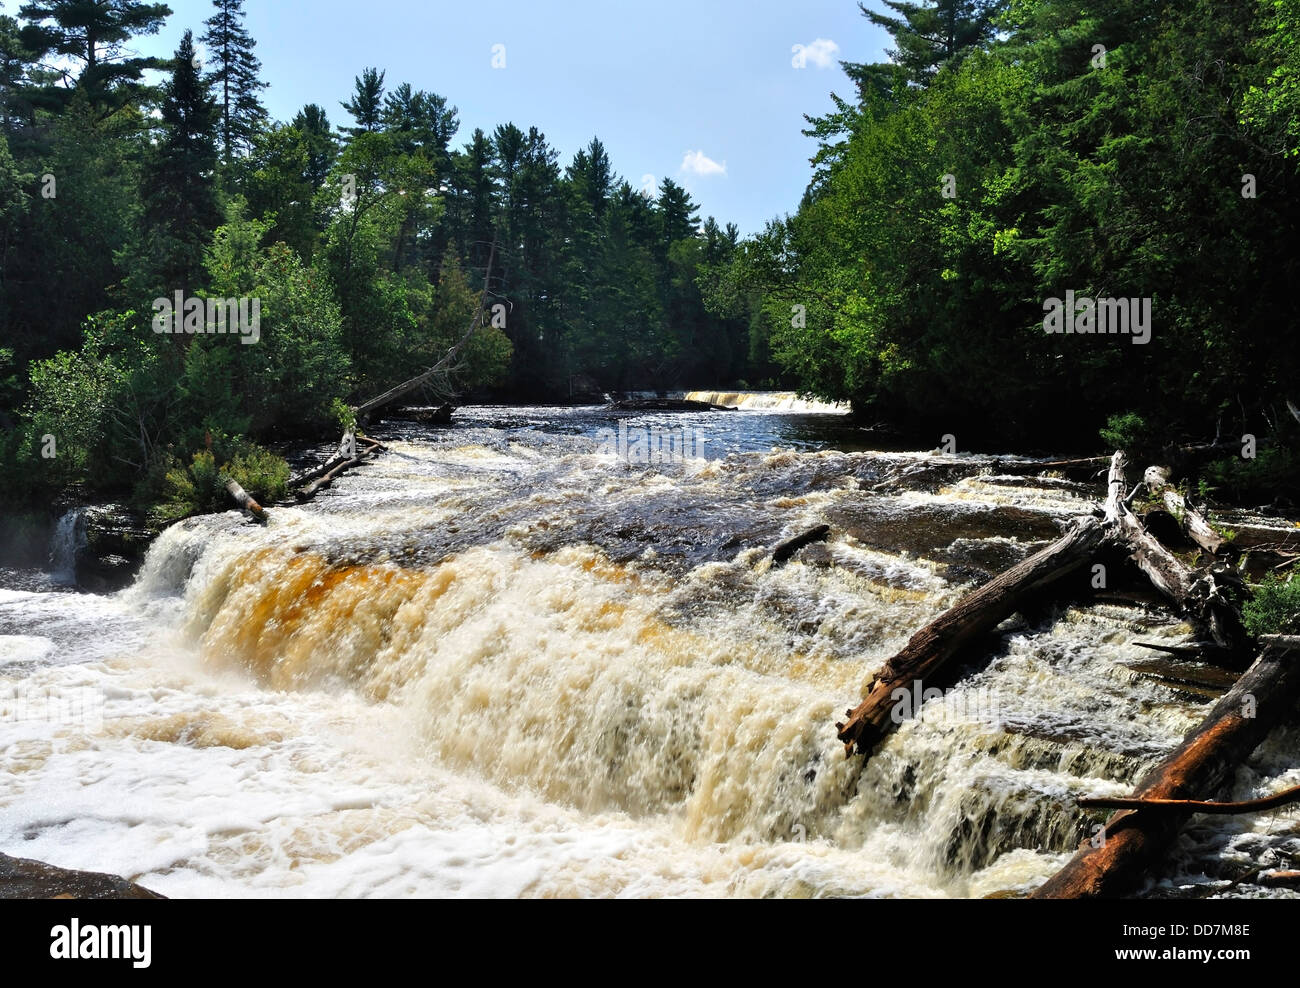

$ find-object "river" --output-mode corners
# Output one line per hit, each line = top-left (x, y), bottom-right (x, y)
(1, 402), (1296, 897)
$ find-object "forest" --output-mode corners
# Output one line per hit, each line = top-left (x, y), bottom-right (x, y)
(1, 0), (1299, 514)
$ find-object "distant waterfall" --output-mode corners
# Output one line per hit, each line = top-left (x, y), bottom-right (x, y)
(48, 508), (86, 585)
(684, 390), (849, 413)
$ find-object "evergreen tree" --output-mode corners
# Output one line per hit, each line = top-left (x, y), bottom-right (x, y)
(843, 0), (1004, 92)
(340, 67), (384, 137)
(292, 102), (336, 188)
(138, 30), (221, 291)
(0, 13), (36, 134)
(17, 0), (171, 112)
(199, 0), (266, 161)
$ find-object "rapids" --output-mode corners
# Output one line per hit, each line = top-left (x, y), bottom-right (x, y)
(1, 405), (1297, 897)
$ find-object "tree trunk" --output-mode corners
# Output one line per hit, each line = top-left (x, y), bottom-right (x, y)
(1031, 637), (1300, 898)
(835, 513), (1107, 756)
(1144, 465), (1225, 555)
(1105, 454), (1248, 664)
(225, 478), (267, 521)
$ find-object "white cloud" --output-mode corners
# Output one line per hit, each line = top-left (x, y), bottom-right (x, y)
(792, 38), (839, 70)
(680, 150), (727, 178)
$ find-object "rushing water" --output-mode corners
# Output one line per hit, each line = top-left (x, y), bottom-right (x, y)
(1, 403), (1298, 898)
(47, 509), (86, 587)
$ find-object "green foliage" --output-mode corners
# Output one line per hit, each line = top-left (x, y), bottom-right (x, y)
(1099, 412), (1151, 455)
(133, 30), (222, 294)
(723, 0), (1300, 460)
(1243, 573), (1300, 637)
(158, 440), (288, 520)
(1203, 446), (1300, 503)
(200, 0), (267, 161)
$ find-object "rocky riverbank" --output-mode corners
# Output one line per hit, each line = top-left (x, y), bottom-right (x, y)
(0, 852), (162, 899)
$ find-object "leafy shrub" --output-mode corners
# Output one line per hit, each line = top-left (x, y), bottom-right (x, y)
(1203, 446), (1299, 503)
(1099, 412), (1152, 456)
(157, 441), (289, 520)
(1243, 573), (1300, 637)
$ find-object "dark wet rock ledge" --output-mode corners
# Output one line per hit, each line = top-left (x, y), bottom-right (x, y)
(0, 852), (163, 899)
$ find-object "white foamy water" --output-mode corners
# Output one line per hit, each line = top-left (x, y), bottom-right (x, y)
(2, 413), (1296, 897)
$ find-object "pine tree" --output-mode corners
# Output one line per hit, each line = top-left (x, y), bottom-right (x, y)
(0, 13), (36, 134)
(844, 0), (1005, 92)
(140, 30), (221, 290)
(291, 103), (336, 189)
(17, 0), (171, 111)
(199, 0), (266, 161)
(340, 67), (384, 137)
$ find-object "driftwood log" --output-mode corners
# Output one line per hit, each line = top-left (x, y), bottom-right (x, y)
(836, 451), (1257, 758)
(1076, 782), (1300, 814)
(1031, 636), (1300, 898)
(835, 513), (1107, 756)
(1143, 465), (1225, 555)
(1104, 454), (1249, 664)
(225, 478), (267, 521)
(294, 435), (384, 501)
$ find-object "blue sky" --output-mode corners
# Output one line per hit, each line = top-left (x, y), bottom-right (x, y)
(4, 0), (894, 233)
(131, 0), (892, 235)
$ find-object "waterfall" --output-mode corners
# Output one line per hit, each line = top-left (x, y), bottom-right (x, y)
(48, 508), (86, 585)
(684, 390), (849, 413)
(3, 413), (1294, 898)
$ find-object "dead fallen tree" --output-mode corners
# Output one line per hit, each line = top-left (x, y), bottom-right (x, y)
(352, 240), (497, 425)
(294, 436), (384, 501)
(1031, 636), (1300, 898)
(835, 513), (1107, 756)
(291, 242), (498, 503)
(225, 478), (267, 522)
(835, 450), (1254, 757)
(1104, 454), (1250, 664)
(1076, 782), (1300, 814)
(1143, 465), (1225, 556)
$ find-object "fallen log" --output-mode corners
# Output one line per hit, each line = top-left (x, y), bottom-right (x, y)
(834, 449), (1259, 759)
(1076, 782), (1300, 814)
(1133, 641), (1209, 657)
(771, 524), (831, 566)
(1143, 465), (1225, 555)
(353, 241), (496, 423)
(1105, 454), (1248, 663)
(225, 478), (267, 522)
(296, 451), (368, 501)
(1031, 636), (1300, 898)
(289, 454), (349, 490)
(1260, 870), (1300, 889)
(835, 513), (1107, 756)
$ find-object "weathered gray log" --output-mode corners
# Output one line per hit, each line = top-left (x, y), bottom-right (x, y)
(835, 512), (1107, 756)
(225, 478), (267, 521)
(1032, 636), (1300, 898)
(292, 434), (387, 502)
(1144, 465), (1225, 555)
(1105, 453), (1247, 662)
